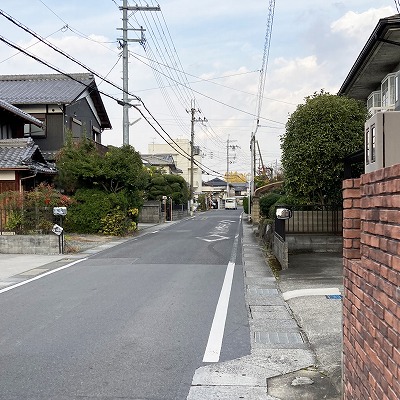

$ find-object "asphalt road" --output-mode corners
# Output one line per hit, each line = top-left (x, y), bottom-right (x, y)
(0, 209), (250, 400)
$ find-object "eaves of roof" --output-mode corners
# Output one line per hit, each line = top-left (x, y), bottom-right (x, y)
(0, 73), (111, 129)
(338, 14), (400, 100)
(0, 98), (43, 127)
(0, 138), (57, 174)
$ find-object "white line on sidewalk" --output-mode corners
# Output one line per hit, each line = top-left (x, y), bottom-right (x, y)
(0, 258), (87, 295)
(202, 261), (235, 363)
(282, 287), (341, 300)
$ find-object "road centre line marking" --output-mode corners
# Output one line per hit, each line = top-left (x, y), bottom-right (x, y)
(202, 261), (235, 363)
(0, 258), (87, 295)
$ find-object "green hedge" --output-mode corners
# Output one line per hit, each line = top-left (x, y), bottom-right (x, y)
(64, 189), (137, 235)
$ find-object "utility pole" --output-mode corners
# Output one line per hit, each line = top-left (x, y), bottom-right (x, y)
(226, 135), (239, 198)
(249, 131), (256, 220)
(187, 100), (207, 215)
(118, 0), (160, 145)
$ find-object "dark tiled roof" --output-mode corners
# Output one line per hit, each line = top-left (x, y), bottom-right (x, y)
(0, 98), (43, 127)
(0, 73), (94, 104)
(0, 138), (57, 174)
(0, 73), (112, 129)
(203, 177), (227, 187)
(141, 153), (183, 173)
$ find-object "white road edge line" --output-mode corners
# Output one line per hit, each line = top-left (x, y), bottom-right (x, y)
(282, 287), (341, 300)
(0, 258), (88, 295)
(202, 261), (235, 363)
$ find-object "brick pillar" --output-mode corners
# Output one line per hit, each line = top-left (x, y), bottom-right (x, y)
(343, 178), (361, 260)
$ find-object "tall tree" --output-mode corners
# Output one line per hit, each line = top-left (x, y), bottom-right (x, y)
(56, 137), (149, 198)
(281, 91), (367, 205)
(55, 137), (149, 234)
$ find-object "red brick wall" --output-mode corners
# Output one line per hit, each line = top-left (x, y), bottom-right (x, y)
(343, 167), (400, 400)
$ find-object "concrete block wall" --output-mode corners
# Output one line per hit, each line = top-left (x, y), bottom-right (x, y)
(139, 201), (161, 223)
(272, 234), (288, 270)
(343, 169), (400, 400)
(0, 234), (60, 254)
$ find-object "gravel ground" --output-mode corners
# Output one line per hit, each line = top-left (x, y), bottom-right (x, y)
(64, 234), (117, 254)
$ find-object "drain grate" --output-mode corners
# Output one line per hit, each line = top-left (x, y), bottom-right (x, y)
(247, 287), (279, 296)
(254, 331), (304, 345)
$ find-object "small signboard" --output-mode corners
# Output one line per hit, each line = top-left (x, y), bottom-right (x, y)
(52, 224), (64, 236)
(53, 207), (67, 216)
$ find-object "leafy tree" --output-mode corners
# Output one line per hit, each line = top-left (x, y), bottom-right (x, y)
(281, 91), (367, 205)
(259, 192), (282, 217)
(56, 136), (149, 200)
(55, 134), (101, 193)
(243, 197), (249, 214)
(146, 173), (189, 204)
(55, 136), (149, 235)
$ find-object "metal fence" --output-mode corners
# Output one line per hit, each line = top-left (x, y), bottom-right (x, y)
(0, 207), (58, 235)
(274, 205), (343, 239)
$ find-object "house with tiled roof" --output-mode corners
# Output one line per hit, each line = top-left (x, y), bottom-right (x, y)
(0, 137), (56, 193)
(0, 73), (112, 161)
(338, 14), (400, 400)
(0, 99), (56, 193)
(338, 14), (400, 173)
(141, 154), (183, 175)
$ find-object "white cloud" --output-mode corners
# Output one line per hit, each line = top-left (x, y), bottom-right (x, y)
(330, 6), (395, 39)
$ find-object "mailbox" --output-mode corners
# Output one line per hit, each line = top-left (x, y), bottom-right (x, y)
(276, 207), (292, 220)
(53, 207), (67, 216)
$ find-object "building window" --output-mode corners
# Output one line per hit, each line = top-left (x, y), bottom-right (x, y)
(371, 125), (376, 163)
(367, 91), (381, 114)
(381, 73), (396, 109)
(24, 115), (46, 138)
(365, 128), (370, 165)
(92, 125), (101, 143)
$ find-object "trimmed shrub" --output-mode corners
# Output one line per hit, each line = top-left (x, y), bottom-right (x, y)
(243, 197), (249, 214)
(259, 192), (282, 217)
(64, 189), (134, 235)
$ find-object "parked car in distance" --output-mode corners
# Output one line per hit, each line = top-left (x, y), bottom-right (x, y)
(225, 197), (237, 210)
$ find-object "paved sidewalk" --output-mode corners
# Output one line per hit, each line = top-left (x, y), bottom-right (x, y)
(187, 220), (341, 399)
(0, 222), (159, 290)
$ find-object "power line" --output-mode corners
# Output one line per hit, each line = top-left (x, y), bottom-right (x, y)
(0, 33), (223, 177)
(0, 10), (140, 101)
(129, 49), (284, 124)
(0, 25), (67, 64)
(38, 0), (118, 47)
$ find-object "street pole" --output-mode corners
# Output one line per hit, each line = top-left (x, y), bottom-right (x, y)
(226, 136), (230, 197)
(122, 0), (129, 145)
(118, 1), (160, 145)
(249, 131), (256, 221)
(226, 136), (239, 199)
(190, 106), (195, 216)
(187, 100), (207, 216)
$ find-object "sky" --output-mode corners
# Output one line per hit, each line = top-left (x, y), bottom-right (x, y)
(0, 0), (398, 180)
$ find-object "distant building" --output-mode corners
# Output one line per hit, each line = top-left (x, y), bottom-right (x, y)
(141, 154), (183, 175)
(148, 139), (202, 194)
